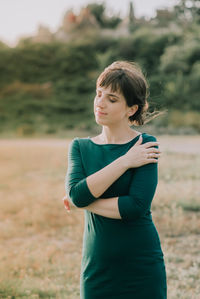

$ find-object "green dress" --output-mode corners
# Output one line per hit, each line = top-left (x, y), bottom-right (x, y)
(65, 132), (167, 299)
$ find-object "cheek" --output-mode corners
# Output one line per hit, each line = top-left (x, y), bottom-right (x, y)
(113, 107), (128, 120)
(112, 104), (124, 114)
(94, 99), (97, 110)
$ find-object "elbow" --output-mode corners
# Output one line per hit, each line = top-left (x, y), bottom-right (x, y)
(70, 197), (86, 208)
(124, 208), (144, 221)
(65, 186), (83, 208)
(118, 195), (149, 221)
(65, 178), (97, 208)
(68, 187), (90, 208)
(121, 207), (146, 221)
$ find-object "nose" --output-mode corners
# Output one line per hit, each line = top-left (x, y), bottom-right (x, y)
(96, 95), (106, 108)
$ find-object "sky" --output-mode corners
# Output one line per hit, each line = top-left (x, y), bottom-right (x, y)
(0, 0), (177, 46)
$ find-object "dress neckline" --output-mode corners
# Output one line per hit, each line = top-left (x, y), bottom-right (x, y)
(87, 132), (145, 146)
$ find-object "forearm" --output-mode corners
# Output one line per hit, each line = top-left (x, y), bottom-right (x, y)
(86, 156), (128, 198)
(82, 197), (122, 219)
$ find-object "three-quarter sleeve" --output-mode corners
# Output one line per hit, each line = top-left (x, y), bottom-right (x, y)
(118, 136), (158, 221)
(65, 138), (97, 208)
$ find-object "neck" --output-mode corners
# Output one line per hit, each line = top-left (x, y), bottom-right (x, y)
(101, 125), (138, 144)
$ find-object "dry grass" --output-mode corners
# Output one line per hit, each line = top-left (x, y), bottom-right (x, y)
(0, 136), (199, 298)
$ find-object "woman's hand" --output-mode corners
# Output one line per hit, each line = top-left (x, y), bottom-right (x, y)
(122, 135), (161, 168)
(62, 195), (71, 213)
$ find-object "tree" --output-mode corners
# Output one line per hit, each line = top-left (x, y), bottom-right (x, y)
(174, 0), (200, 23)
(87, 3), (105, 27)
(129, 1), (135, 32)
(87, 2), (121, 28)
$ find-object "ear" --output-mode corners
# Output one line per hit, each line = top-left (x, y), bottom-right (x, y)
(127, 105), (138, 117)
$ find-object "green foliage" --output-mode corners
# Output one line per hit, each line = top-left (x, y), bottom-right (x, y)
(159, 27), (200, 111)
(0, 41), (9, 49)
(87, 2), (121, 28)
(0, 1), (199, 135)
(87, 3), (105, 26)
(174, 0), (200, 23)
(0, 41), (97, 134)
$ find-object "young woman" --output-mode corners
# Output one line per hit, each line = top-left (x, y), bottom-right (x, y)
(64, 61), (167, 299)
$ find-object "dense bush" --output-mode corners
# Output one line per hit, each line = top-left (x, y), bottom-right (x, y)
(0, 1), (199, 135)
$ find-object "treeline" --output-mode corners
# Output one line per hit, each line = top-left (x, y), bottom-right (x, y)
(0, 0), (200, 135)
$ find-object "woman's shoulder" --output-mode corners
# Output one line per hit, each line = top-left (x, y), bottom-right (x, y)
(142, 132), (157, 142)
(67, 137), (91, 155)
(73, 137), (89, 142)
(141, 133), (158, 149)
(68, 137), (91, 147)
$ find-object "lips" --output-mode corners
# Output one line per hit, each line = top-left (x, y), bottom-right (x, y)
(96, 110), (107, 116)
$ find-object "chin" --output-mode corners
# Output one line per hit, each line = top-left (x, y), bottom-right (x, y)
(95, 117), (107, 125)
(95, 118), (104, 125)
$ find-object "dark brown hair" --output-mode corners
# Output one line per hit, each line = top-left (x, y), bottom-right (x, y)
(97, 61), (162, 126)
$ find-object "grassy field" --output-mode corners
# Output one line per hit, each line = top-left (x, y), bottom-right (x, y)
(0, 135), (200, 299)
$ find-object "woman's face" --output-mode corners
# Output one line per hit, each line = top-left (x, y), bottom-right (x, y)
(94, 85), (134, 126)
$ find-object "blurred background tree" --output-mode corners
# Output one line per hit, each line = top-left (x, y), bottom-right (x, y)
(0, 0), (199, 136)
(87, 3), (121, 28)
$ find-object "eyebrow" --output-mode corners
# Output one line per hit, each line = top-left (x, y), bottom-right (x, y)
(107, 93), (119, 98)
(96, 89), (120, 99)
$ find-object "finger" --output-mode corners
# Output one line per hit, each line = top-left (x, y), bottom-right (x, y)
(63, 197), (71, 209)
(145, 158), (159, 164)
(143, 141), (160, 148)
(64, 201), (69, 208)
(63, 198), (70, 205)
(147, 153), (161, 159)
(63, 199), (69, 205)
(151, 154), (161, 158)
(146, 148), (162, 154)
(64, 201), (71, 212)
(62, 195), (68, 201)
(135, 135), (143, 145)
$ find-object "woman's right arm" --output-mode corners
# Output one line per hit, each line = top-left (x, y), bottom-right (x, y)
(65, 138), (128, 208)
(65, 136), (160, 208)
